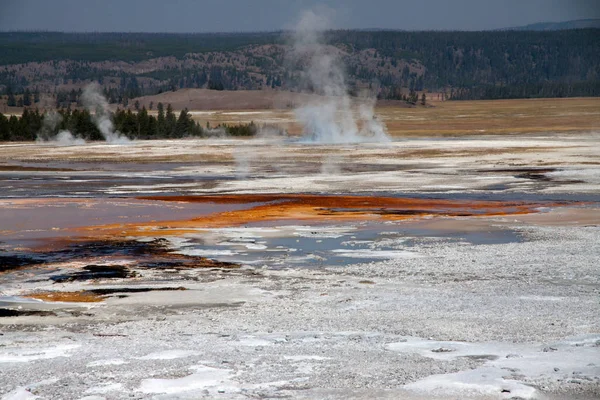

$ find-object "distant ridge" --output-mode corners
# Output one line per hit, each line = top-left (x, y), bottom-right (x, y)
(505, 19), (600, 31)
(1, 29), (598, 102)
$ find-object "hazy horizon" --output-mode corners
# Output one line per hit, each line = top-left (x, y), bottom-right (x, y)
(1, 20), (599, 35)
(1, 0), (599, 33)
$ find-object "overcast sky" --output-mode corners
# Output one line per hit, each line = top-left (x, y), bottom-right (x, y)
(1, 0), (599, 32)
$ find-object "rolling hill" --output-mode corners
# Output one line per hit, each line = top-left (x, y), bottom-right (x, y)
(508, 18), (600, 31)
(0, 29), (599, 103)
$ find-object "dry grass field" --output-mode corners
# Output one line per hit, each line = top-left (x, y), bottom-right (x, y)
(187, 97), (600, 137)
(380, 97), (600, 136)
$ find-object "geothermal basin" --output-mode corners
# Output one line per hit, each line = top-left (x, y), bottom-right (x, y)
(1, 135), (599, 400)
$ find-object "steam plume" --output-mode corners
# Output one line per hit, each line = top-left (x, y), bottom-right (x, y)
(36, 111), (62, 142)
(321, 154), (344, 175)
(234, 147), (252, 179)
(82, 83), (130, 144)
(289, 10), (390, 144)
(36, 111), (85, 146)
(53, 130), (86, 146)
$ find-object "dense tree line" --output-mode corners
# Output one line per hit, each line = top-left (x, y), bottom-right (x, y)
(0, 32), (282, 65)
(448, 81), (600, 100)
(0, 104), (260, 141)
(0, 30), (598, 101)
(331, 30), (599, 89)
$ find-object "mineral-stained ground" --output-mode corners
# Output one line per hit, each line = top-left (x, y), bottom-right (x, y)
(0, 132), (599, 399)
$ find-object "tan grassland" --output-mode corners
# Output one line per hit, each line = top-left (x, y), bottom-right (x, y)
(188, 97), (600, 136)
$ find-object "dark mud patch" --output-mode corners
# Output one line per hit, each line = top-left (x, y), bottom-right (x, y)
(460, 354), (500, 361)
(477, 167), (557, 181)
(49, 238), (172, 260)
(50, 265), (135, 283)
(0, 254), (45, 272)
(515, 171), (554, 182)
(140, 259), (239, 270)
(37, 238), (239, 268)
(0, 308), (56, 317)
(3, 238), (240, 284)
(477, 167), (585, 185)
(87, 286), (186, 295)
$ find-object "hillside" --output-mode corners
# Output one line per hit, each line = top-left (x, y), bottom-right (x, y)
(509, 19), (600, 31)
(0, 29), (599, 104)
(127, 88), (414, 111)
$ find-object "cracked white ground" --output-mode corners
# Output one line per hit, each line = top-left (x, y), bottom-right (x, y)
(0, 133), (599, 400)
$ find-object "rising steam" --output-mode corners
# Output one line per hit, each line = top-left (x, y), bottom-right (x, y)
(289, 10), (390, 144)
(82, 83), (130, 144)
(36, 111), (85, 146)
(53, 130), (86, 146)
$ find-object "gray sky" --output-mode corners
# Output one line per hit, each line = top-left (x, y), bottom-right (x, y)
(1, 0), (599, 32)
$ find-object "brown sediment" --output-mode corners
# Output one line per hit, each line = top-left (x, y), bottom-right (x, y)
(143, 259), (240, 269)
(25, 291), (105, 303)
(24, 287), (188, 303)
(74, 194), (570, 238)
(398, 146), (569, 158)
(19, 237), (242, 269)
(0, 165), (76, 172)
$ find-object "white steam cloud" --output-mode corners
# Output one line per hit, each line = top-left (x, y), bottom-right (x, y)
(290, 10), (390, 144)
(36, 111), (85, 146)
(53, 130), (86, 146)
(320, 154), (344, 175)
(234, 147), (252, 179)
(36, 111), (62, 142)
(82, 83), (130, 144)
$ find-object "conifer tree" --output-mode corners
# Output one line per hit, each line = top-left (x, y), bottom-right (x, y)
(165, 104), (176, 137)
